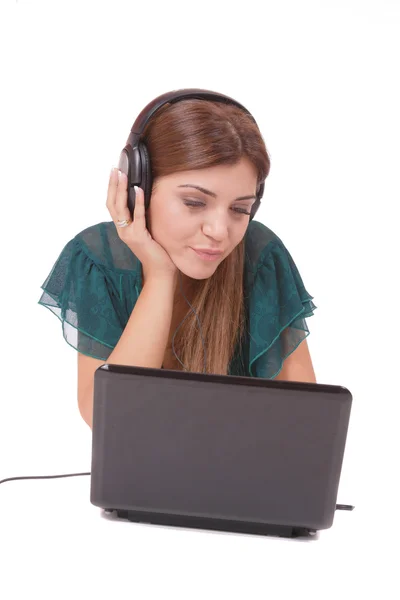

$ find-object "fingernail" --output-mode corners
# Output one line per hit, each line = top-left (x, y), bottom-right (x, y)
(134, 185), (139, 193)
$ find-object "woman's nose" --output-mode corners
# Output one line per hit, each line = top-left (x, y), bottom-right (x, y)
(202, 215), (229, 240)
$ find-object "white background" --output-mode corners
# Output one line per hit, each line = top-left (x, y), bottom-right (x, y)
(1, 0), (399, 598)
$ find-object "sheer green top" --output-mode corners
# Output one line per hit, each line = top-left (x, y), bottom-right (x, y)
(38, 219), (317, 379)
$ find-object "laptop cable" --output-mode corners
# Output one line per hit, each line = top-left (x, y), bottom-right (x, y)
(0, 472), (355, 511)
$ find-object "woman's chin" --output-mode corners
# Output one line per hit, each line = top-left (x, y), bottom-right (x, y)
(181, 269), (215, 281)
(174, 260), (218, 281)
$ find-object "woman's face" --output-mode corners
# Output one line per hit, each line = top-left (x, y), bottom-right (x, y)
(147, 158), (259, 280)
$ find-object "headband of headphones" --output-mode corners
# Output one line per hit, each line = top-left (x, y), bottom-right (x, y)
(118, 88), (264, 220)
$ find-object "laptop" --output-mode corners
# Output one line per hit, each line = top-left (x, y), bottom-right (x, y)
(90, 364), (353, 538)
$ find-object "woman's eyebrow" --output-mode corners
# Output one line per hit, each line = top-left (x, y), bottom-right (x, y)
(177, 184), (256, 201)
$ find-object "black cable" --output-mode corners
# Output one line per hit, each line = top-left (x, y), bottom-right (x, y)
(0, 472), (355, 511)
(0, 472), (90, 485)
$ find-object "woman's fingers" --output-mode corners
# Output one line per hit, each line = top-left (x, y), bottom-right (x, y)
(114, 170), (132, 222)
(106, 168), (146, 231)
(132, 185), (146, 228)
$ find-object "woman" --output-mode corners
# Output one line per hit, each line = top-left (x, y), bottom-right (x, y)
(38, 98), (317, 429)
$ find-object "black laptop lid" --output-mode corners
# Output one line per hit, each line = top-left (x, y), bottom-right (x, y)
(90, 365), (352, 531)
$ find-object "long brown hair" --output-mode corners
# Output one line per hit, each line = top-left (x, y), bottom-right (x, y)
(142, 98), (271, 374)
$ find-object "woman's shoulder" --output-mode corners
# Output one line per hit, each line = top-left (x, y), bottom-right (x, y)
(38, 221), (140, 362)
(242, 220), (317, 379)
(72, 220), (140, 273)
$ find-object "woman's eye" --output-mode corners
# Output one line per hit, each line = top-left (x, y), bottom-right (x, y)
(233, 208), (251, 215)
(184, 200), (250, 216)
(184, 200), (205, 208)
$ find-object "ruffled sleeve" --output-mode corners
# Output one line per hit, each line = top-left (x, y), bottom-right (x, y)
(244, 221), (317, 379)
(37, 221), (140, 361)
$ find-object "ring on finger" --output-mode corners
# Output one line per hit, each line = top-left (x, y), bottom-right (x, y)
(116, 218), (132, 228)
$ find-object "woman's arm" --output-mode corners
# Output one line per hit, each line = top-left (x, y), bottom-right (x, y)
(274, 338), (317, 383)
(78, 273), (177, 428)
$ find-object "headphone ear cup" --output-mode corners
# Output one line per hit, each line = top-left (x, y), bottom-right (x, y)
(250, 181), (264, 220)
(119, 145), (137, 219)
(250, 198), (260, 220)
(138, 142), (152, 211)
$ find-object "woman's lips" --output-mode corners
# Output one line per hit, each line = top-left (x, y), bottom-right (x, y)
(191, 248), (223, 261)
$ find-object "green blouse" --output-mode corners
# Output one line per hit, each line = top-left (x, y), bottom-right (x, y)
(38, 219), (317, 379)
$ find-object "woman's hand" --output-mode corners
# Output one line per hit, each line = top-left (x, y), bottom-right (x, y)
(106, 168), (178, 280)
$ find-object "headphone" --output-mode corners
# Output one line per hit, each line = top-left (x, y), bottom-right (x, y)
(117, 88), (264, 221)
(117, 89), (264, 374)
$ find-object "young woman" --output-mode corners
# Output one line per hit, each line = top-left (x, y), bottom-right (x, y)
(38, 98), (317, 428)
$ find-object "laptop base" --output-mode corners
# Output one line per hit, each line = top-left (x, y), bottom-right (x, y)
(109, 509), (317, 538)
